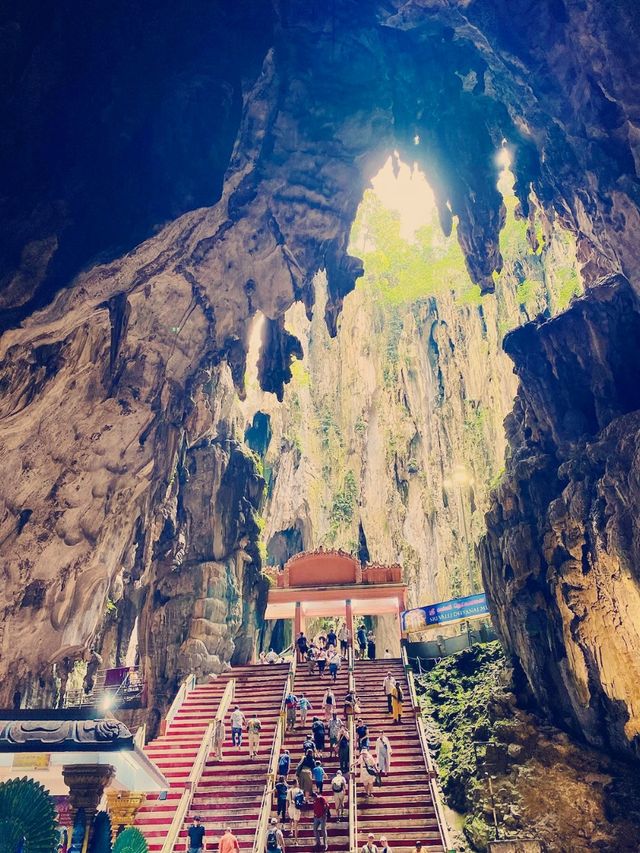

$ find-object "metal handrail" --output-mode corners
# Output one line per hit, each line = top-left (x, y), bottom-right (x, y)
(160, 677), (236, 853)
(252, 657), (297, 853)
(347, 647), (358, 853)
(402, 647), (456, 852)
(348, 712), (358, 853)
(162, 673), (197, 734)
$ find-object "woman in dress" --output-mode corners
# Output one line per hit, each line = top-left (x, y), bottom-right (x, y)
(337, 725), (350, 774)
(367, 630), (376, 660)
(212, 716), (226, 761)
(323, 686), (336, 721)
(357, 747), (380, 798)
(375, 731), (392, 775)
(296, 748), (316, 802)
(391, 679), (403, 724)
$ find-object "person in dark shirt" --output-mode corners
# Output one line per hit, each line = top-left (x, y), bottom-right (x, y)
(296, 632), (308, 663)
(356, 719), (369, 750)
(326, 627), (337, 648)
(275, 775), (289, 822)
(186, 816), (205, 853)
(356, 625), (367, 659)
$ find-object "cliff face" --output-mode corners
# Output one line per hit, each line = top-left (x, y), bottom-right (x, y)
(0, 0), (639, 755)
(481, 275), (640, 759)
(247, 179), (580, 611)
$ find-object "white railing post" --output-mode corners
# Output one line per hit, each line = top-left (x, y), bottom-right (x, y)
(160, 677), (236, 853)
(252, 659), (297, 853)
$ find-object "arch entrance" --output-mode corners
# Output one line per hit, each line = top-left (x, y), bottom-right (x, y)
(264, 549), (407, 656)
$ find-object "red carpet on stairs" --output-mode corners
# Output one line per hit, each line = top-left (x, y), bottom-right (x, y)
(353, 659), (445, 853)
(136, 663), (290, 852)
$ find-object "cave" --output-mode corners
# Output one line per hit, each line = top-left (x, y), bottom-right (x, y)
(2, 0), (640, 847)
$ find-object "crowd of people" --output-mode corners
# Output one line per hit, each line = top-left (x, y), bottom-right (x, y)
(295, 624), (391, 666)
(185, 626), (410, 853)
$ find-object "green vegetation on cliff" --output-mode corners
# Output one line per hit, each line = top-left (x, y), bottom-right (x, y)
(418, 643), (640, 852)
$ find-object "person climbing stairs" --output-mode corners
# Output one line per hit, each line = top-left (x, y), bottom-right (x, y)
(270, 661), (351, 851)
(136, 663), (290, 851)
(353, 658), (446, 852)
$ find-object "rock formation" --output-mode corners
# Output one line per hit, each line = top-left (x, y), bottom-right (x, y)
(420, 642), (640, 851)
(0, 0), (639, 759)
(482, 275), (640, 760)
(244, 178), (580, 611)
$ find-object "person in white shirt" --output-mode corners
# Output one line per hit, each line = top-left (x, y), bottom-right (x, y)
(338, 625), (350, 659)
(382, 673), (395, 714)
(230, 706), (245, 747)
(375, 731), (392, 775)
(361, 833), (378, 853)
(383, 649), (392, 659)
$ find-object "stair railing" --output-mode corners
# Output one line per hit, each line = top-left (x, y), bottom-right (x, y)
(348, 712), (358, 853)
(162, 673), (197, 735)
(252, 658), (297, 853)
(347, 647), (359, 853)
(402, 647), (456, 852)
(160, 677), (236, 853)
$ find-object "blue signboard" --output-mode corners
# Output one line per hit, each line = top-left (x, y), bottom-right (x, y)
(401, 592), (490, 633)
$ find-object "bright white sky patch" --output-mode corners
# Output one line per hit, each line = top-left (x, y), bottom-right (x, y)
(369, 154), (438, 241)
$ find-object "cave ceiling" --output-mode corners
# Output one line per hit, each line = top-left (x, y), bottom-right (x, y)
(1, 0), (640, 754)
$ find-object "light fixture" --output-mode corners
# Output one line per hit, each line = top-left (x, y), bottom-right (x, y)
(99, 693), (116, 713)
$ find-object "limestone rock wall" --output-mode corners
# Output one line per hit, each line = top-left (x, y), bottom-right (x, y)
(0, 0), (639, 757)
(481, 275), (640, 759)
(245, 192), (580, 612)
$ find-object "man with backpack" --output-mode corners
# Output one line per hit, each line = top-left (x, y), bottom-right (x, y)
(331, 769), (346, 820)
(230, 706), (245, 747)
(265, 817), (285, 853)
(312, 716), (326, 753)
(277, 749), (291, 780)
(312, 791), (331, 851)
(285, 692), (298, 732)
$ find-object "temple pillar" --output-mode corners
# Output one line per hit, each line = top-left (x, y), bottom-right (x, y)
(106, 789), (146, 841)
(63, 763), (115, 848)
(294, 601), (302, 638)
(345, 599), (354, 644)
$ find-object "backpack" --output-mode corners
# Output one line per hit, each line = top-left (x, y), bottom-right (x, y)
(332, 778), (344, 792)
(294, 791), (305, 809)
(266, 829), (279, 850)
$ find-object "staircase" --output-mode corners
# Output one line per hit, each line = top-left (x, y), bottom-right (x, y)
(271, 662), (351, 851)
(136, 663), (290, 851)
(353, 659), (446, 853)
